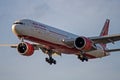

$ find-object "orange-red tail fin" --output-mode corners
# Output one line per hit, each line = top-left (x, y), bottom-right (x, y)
(100, 19), (110, 48)
(100, 19), (110, 36)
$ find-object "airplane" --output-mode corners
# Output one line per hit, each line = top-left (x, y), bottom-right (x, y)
(1, 19), (120, 65)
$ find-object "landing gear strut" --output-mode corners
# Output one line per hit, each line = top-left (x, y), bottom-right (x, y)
(45, 50), (56, 65)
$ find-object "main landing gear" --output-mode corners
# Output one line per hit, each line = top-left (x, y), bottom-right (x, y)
(45, 50), (56, 65)
(45, 57), (56, 65)
(78, 51), (88, 62)
(40, 47), (56, 65)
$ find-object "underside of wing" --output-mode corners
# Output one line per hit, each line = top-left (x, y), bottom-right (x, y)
(90, 34), (120, 44)
(32, 43), (62, 56)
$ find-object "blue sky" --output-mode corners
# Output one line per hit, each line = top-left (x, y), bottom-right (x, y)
(0, 0), (120, 80)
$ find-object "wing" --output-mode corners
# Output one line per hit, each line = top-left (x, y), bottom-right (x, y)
(62, 34), (120, 51)
(0, 44), (18, 48)
(62, 34), (120, 47)
(89, 34), (120, 44)
(0, 43), (61, 56)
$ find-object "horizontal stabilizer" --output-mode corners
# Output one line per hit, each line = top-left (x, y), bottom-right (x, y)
(105, 49), (120, 52)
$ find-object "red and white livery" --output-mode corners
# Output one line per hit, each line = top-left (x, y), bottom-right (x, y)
(1, 19), (120, 65)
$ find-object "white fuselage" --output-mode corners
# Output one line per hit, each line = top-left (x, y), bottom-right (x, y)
(12, 19), (110, 59)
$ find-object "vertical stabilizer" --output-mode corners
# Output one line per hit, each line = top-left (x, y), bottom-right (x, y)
(100, 19), (110, 48)
(100, 19), (110, 36)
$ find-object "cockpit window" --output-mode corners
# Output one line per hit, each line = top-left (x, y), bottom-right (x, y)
(13, 22), (24, 25)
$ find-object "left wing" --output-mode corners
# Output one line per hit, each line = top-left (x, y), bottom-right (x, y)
(62, 34), (120, 52)
(62, 34), (120, 47)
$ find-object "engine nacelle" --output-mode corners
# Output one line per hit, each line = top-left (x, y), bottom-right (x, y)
(17, 42), (34, 56)
(74, 37), (93, 51)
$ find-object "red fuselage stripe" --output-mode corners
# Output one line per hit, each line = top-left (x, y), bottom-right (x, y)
(18, 35), (96, 59)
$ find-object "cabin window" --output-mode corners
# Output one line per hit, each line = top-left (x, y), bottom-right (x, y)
(13, 22), (24, 25)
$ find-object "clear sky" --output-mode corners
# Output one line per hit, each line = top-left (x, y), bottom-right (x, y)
(0, 0), (120, 80)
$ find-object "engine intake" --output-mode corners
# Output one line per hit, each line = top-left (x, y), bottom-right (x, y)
(17, 42), (34, 56)
(74, 37), (93, 51)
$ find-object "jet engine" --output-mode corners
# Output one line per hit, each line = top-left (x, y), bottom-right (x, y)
(74, 37), (93, 51)
(17, 42), (34, 56)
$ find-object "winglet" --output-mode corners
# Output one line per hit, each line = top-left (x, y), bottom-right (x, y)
(100, 19), (110, 48)
(100, 19), (110, 36)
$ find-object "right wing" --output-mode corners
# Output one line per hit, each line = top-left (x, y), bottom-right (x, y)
(0, 43), (61, 56)
(0, 44), (18, 48)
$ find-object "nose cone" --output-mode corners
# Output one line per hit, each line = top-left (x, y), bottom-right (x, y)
(12, 24), (18, 36)
(12, 24), (17, 35)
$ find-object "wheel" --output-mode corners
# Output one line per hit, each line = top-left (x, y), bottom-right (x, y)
(45, 57), (57, 65)
(53, 60), (56, 64)
(81, 58), (84, 62)
(78, 55), (84, 61)
(49, 62), (52, 65)
(78, 54), (88, 62)
(50, 58), (56, 64)
(45, 57), (52, 64)
(45, 58), (49, 62)
(85, 58), (88, 61)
